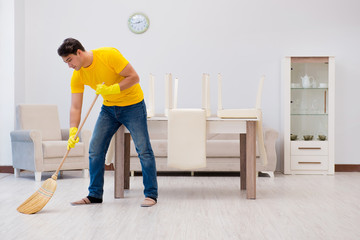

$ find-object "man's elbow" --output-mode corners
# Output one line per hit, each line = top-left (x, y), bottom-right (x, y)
(70, 106), (81, 115)
(133, 74), (140, 84)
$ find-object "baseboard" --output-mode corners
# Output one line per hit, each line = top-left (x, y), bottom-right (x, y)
(0, 165), (115, 174)
(133, 171), (241, 177)
(0, 166), (14, 173)
(335, 164), (360, 172)
(2, 164), (360, 174)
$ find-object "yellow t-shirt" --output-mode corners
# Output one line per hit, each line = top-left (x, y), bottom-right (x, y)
(70, 47), (144, 106)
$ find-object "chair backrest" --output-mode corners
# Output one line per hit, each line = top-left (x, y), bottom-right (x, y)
(255, 75), (265, 109)
(218, 74), (265, 110)
(173, 77), (179, 109)
(17, 104), (62, 140)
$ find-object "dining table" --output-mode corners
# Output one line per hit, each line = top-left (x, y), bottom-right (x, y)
(113, 116), (258, 199)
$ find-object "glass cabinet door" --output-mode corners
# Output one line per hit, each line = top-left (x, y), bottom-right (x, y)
(290, 57), (329, 141)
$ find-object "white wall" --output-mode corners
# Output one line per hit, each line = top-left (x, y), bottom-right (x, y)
(0, 0), (14, 165)
(2, 0), (360, 169)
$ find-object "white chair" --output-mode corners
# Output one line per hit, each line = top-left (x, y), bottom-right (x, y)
(10, 105), (91, 181)
(167, 77), (207, 170)
(217, 74), (267, 165)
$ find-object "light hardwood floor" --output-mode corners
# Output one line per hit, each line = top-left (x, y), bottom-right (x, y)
(1, 171), (360, 240)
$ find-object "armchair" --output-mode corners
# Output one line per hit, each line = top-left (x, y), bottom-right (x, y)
(10, 105), (91, 181)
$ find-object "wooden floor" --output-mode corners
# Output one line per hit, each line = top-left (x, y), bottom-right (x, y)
(1, 171), (360, 240)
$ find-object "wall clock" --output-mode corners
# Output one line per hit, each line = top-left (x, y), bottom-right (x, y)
(128, 13), (150, 34)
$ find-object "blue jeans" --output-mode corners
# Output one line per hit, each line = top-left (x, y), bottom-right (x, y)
(88, 100), (158, 200)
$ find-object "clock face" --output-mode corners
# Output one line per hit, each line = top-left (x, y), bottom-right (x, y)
(128, 13), (150, 34)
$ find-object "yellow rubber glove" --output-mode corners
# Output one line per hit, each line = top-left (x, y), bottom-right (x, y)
(96, 83), (120, 95)
(67, 127), (79, 150)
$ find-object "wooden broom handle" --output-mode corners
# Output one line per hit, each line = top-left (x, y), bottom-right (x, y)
(52, 94), (100, 178)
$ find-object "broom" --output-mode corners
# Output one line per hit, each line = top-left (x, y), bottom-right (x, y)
(17, 93), (99, 214)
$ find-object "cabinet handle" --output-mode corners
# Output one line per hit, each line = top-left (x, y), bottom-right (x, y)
(324, 90), (327, 113)
(298, 162), (321, 164)
(298, 147), (321, 150)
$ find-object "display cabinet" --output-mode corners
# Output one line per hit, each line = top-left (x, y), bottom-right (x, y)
(283, 56), (335, 174)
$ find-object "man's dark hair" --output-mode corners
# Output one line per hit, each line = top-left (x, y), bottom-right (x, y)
(57, 38), (85, 57)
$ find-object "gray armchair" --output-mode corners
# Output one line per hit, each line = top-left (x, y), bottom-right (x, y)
(10, 105), (91, 181)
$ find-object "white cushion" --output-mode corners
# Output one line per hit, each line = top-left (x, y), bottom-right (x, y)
(42, 141), (85, 158)
(131, 139), (260, 158)
(167, 109), (206, 170)
(18, 105), (62, 140)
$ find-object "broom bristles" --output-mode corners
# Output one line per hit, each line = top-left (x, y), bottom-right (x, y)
(17, 177), (57, 214)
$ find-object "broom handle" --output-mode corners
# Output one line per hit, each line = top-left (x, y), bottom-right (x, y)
(52, 94), (100, 178)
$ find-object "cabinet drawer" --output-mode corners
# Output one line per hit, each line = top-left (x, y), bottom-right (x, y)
(291, 156), (329, 170)
(291, 141), (328, 156)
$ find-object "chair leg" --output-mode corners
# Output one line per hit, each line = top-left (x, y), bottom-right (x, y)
(258, 171), (275, 178)
(35, 172), (42, 182)
(82, 169), (89, 178)
(14, 168), (20, 178)
(262, 171), (274, 178)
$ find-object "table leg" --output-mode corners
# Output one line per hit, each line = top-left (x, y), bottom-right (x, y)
(124, 133), (131, 189)
(114, 126), (125, 198)
(246, 121), (256, 199)
(240, 134), (246, 190)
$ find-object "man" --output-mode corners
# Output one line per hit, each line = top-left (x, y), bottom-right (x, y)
(57, 38), (158, 207)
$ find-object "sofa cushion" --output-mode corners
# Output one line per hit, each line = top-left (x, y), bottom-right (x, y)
(131, 139), (260, 158)
(131, 139), (167, 157)
(206, 140), (240, 157)
(207, 133), (239, 140)
(42, 141), (85, 158)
